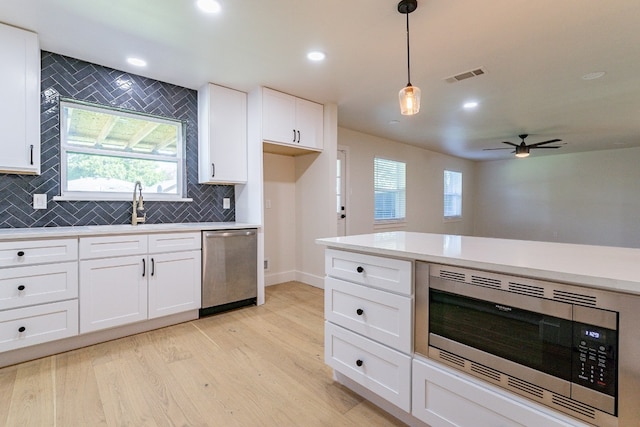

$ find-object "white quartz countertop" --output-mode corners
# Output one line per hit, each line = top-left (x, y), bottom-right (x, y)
(0, 222), (260, 241)
(317, 232), (640, 295)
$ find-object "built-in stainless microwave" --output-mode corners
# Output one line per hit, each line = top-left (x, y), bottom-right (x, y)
(415, 262), (640, 427)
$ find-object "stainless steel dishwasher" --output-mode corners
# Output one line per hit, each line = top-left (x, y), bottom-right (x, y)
(200, 229), (257, 316)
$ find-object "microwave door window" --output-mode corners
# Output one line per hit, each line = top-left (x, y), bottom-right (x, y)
(429, 290), (573, 381)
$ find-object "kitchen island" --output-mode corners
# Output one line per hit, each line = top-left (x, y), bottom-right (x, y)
(317, 232), (640, 427)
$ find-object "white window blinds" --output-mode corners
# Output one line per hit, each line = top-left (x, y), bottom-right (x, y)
(374, 157), (406, 222)
(444, 170), (462, 219)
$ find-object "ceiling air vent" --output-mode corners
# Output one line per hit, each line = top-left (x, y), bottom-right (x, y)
(445, 67), (486, 83)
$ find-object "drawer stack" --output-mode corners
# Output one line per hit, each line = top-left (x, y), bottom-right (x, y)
(0, 238), (79, 352)
(324, 248), (413, 411)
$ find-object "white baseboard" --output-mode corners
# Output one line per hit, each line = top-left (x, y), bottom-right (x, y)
(265, 270), (296, 286)
(265, 270), (325, 289)
(295, 271), (324, 289)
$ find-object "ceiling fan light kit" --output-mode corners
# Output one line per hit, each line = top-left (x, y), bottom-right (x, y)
(484, 134), (564, 158)
(398, 0), (420, 115)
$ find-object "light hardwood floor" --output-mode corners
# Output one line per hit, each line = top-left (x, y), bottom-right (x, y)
(0, 282), (407, 426)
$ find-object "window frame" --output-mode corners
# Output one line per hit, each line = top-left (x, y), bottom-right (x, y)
(56, 99), (188, 202)
(374, 156), (407, 225)
(443, 169), (463, 221)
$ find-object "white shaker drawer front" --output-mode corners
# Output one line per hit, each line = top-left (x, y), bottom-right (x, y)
(0, 300), (79, 352)
(325, 322), (411, 412)
(79, 234), (148, 259)
(0, 262), (78, 310)
(0, 238), (77, 268)
(325, 249), (412, 295)
(325, 277), (412, 353)
(148, 232), (201, 254)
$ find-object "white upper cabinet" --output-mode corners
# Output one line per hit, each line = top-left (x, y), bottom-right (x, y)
(198, 83), (247, 184)
(262, 88), (323, 152)
(0, 23), (40, 175)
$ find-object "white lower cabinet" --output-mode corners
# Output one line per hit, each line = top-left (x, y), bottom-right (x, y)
(412, 353), (590, 427)
(79, 256), (148, 333)
(0, 300), (78, 352)
(325, 322), (411, 412)
(79, 232), (201, 333)
(148, 250), (201, 319)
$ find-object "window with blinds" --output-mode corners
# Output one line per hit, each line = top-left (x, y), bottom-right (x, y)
(374, 157), (406, 222)
(444, 170), (462, 219)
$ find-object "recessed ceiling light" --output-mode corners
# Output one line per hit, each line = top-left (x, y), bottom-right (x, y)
(126, 57), (147, 67)
(196, 0), (221, 14)
(307, 51), (326, 61)
(582, 71), (606, 80)
(463, 101), (479, 109)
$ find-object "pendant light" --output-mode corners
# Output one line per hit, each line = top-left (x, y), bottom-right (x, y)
(398, 0), (420, 115)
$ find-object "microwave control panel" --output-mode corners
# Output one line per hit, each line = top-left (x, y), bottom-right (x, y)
(572, 322), (617, 397)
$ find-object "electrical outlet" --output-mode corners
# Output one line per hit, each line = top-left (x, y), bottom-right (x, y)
(223, 198), (230, 209)
(33, 194), (47, 210)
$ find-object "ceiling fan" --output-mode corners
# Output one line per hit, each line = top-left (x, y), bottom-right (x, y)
(483, 134), (564, 158)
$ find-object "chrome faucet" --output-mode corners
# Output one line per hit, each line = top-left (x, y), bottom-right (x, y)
(132, 181), (146, 225)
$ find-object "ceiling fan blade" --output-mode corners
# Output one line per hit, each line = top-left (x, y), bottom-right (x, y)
(530, 146), (561, 149)
(528, 139), (562, 147)
(483, 147), (512, 151)
(501, 141), (519, 147)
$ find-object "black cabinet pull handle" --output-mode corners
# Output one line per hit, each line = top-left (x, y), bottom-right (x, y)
(356, 359), (363, 367)
(292, 129), (296, 142)
(142, 258), (146, 277)
(211, 163), (215, 177)
(340, 214), (346, 219)
(18, 326), (26, 333)
(151, 258), (155, 276)
(356, 308), (364, 316)
(18, 285), (26, 291)
(297, 130), (300, 143)
(17, 251), (25, 257)
(30, 145), (34, 165)
(356, 266), (364, 273)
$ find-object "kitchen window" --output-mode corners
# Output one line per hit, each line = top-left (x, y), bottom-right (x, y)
(57, 99), (186, 201)
(444, 170), (462, 220)
(374, 157), (406, 223)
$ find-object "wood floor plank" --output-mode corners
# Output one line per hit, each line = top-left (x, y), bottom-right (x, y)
(4, 358), (54, 426)
(55, 349), (108, 426)
(0, 282), (407, 426)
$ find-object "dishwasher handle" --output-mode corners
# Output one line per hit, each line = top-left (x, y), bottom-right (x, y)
(203, 229), (256, 239)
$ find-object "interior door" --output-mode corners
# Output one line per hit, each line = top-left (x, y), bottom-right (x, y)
(337, 149), (347, 236)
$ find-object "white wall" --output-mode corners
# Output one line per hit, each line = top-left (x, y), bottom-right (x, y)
(337, 127), (476, 236)
(474, 147), (640, 248)
(263, 152), (297, 285)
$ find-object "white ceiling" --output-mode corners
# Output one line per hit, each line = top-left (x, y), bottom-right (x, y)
(2, 0), (640, 160)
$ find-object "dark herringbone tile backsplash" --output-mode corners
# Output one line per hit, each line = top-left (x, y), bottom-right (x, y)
(0, 52), (234, 228)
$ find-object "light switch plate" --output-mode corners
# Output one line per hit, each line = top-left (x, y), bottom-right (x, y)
(223, 198), (231, 209)
(33, 194), (47, 210)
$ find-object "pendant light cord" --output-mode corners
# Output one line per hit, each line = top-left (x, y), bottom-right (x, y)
(406, 10), (411, 86)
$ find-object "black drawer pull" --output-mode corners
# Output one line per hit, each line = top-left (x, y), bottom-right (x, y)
(356, 359), (363, 367)
(17, 285), (26, 291)
(17, 251), (25, 257)
(142, 258), (146, 277)
(356, 266), (364, 273)
(18, 326), (26, 333)
(356, 308), (364, 316)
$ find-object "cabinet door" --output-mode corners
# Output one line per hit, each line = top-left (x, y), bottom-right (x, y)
(295, 97), (323, 151)
(198, 83), (247, 184)
(148, 250), (201, 319)
(80, 256), (147, 333)
(0, 23), (40, 175)
(262, 88), (296, 144)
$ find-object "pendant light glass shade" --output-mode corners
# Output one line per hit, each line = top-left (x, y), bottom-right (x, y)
(398, 0), (420, 116)
(399, 84), (421, 115)
(515, 145), (530, 158)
